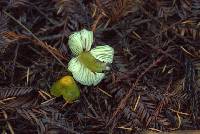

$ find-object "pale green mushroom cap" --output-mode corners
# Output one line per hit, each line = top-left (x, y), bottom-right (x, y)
(68, 29), (114, 86)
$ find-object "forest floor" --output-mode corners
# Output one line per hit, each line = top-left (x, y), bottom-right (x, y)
(0, 0), (200, 134)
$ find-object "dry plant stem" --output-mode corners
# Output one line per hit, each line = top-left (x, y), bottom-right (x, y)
(147, 79), (172, 126)
(9, 31), (67, 66)
(137, 39), (181, 64)
(107, 56), (164, 127)
(92, 13), (104, 32)
(114, 45), (180, 82)
(3, 10), (66, 67)
(11, 43), (19, 84)
(2, 110), (15, 134)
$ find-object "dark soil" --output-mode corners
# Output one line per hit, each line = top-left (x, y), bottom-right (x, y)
(0, 0), (200, 133)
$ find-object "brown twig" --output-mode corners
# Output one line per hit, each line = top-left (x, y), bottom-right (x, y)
(3, 31), (67, 64)
(107, 56), (164, 127)
(92, 13), (104, 32)
(3, 11), (67, 67)
(147, 79), (172, 126)
(137, 39), (181, 65)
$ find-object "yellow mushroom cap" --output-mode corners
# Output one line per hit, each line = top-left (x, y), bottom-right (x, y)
(50, 76), (80, 102)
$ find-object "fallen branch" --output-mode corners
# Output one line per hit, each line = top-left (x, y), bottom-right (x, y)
(107, 56), (164, 128)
